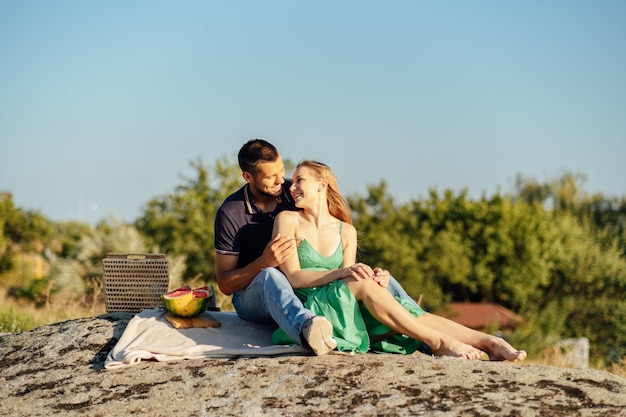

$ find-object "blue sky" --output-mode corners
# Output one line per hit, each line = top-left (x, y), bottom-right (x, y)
(1, 1), (625, 224)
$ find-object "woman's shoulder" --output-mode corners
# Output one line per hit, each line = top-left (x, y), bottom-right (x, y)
(276, 209), (300, 223)
(340, 221), (357, 236)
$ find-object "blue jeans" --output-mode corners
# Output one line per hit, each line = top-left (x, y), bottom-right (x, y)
(232, 267), (313, 345)
(232, 268), (421, 346)
(387, 275), (421, 309)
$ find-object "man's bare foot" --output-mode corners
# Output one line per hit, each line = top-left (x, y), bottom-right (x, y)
(484, 338), (527, 362)
(434, 339), (486, 360)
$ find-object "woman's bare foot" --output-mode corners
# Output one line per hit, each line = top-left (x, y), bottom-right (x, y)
(434, 338), (486, 360)
(483, 337), (527, 362)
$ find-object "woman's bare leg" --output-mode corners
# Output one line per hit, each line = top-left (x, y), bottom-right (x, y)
(345, 278), (485, 360)
(345, 278), (526, 361)
(415, 314), (527, 361)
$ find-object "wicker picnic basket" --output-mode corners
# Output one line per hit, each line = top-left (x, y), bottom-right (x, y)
(102, 253), (170, 313)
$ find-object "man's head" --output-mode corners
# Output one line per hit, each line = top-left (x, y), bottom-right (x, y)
(238, 139), (279, 173)
(238, 139), (285, 199)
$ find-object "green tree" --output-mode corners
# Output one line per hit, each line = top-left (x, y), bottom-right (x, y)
(350, 181), (443, 307)
(44, 215), (154, 311)
(0, 192), (54, 272)
(352, 178), (626, 365)
(135, 157), (242, 283)
(515, 172), (626, 255)
(52, 221), (93, 258)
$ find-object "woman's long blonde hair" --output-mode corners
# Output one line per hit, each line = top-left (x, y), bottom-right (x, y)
(296, 160), (353, 224)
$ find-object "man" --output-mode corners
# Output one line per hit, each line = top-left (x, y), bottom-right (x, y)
(214, 139), (419, 355)
(215, 139), (336, 355)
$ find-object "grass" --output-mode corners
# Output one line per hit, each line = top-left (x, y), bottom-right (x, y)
(0, 286), (103, 332)
(523, 344), (626, 378)
(0, 278), (231, 333)
(607, 358), (626, 378)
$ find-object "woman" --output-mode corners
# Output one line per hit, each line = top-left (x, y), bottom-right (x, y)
(272, 160), (526, 361)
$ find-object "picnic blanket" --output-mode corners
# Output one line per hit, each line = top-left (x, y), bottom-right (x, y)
(104, 308), (307, 369)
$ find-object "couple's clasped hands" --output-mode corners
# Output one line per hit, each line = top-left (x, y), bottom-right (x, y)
(347, 263), (390, 288)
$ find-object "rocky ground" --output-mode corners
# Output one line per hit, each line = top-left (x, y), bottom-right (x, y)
(1, 312), (625, 417)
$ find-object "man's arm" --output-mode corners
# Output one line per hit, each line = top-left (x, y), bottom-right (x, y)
(215, 233), (297, 295)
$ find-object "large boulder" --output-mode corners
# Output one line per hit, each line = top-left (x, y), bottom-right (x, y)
(0, 313), (625, 416)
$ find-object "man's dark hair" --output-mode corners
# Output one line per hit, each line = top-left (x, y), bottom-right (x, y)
(238, 139), (279, 174)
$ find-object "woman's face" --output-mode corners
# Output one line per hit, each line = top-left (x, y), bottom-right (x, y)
(290, 166), (321, 208)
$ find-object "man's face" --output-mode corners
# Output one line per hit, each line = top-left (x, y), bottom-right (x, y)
(248, 157), (286, 198)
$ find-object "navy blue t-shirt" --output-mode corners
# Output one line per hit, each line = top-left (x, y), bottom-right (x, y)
(214, 181), (295, 268)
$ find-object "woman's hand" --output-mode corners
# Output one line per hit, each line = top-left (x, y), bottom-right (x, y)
(372, 267), (390, 288)
(346, 263), (375, 281)
(345, 264), (390, 287)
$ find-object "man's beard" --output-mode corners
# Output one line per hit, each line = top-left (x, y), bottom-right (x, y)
(254, 186), (281, 199)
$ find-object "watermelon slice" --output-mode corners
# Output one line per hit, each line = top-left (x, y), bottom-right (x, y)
(162, 285), (212, 318)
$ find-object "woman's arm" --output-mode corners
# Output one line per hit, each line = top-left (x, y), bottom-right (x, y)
(341, 222), (358, 266)
(272, 211), (354, 288)
(340, 223), (377, 281)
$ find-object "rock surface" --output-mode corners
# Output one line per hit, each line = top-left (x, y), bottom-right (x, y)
(1, 313), (625, 417)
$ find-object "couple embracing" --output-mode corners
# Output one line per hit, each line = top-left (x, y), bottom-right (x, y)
(215, 139), (526, 361)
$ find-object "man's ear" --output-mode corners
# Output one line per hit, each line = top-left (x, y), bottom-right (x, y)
(242, 171), (252, 183)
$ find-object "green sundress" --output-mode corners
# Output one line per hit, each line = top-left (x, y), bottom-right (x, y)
(272, 223), (427, 354)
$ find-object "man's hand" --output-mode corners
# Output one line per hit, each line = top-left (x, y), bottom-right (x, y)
(261, 233), (298, 268)
(372, 267), (390, 288)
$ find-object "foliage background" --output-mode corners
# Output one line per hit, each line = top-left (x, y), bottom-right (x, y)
(1, 158), (625, 369)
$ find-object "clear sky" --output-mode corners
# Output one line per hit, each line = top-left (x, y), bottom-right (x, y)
(1, 1), (625, 224)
